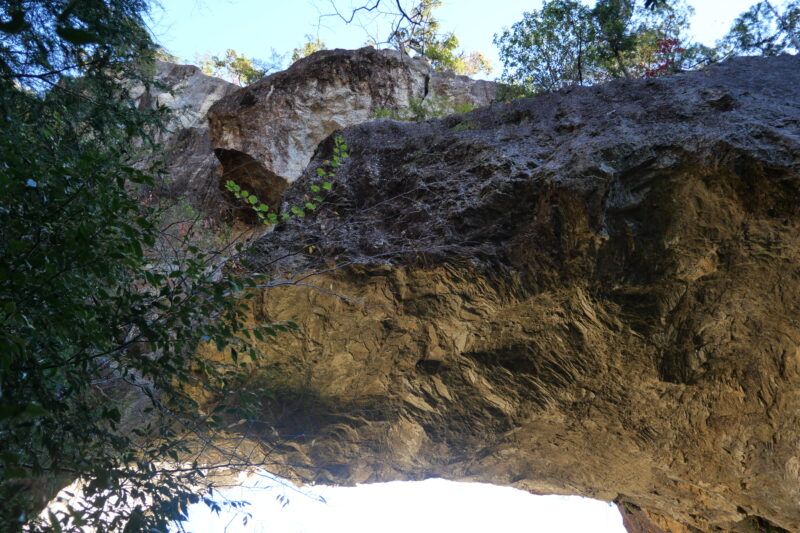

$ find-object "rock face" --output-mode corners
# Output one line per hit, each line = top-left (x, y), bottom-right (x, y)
(131, 61), (238, 211)
(207, 47), (498, 212)
(206, 55), (800, 533)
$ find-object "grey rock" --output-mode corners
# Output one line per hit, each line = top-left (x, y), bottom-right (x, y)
(132, 61), (239, 212)
(207, 47), (498, 214)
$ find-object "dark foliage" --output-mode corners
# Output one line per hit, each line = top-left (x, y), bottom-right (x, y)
(0, 1), (272, 531)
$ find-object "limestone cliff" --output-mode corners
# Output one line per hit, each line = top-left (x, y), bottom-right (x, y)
(203, 55), (800, 533)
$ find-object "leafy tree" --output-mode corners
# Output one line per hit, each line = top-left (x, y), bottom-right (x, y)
(198, 48), (283, 85)
(493, 0), (599, 92)
(320, 0), (491, 76)
(0, 1), (275, 531)
(389, 0), (492, 75)
(592, 0), (637, 78)
(722, 0), (799, 56)
(494, 0), (714, 95)
(622, 0), (717, 78)
(291, 34), (326, 62)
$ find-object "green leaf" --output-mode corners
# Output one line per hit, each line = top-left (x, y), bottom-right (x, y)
(305, 202), (316, 210)
(0, 11), (27, 34)
(310, 185), (321, 192)
(56, 26), (100, 45)
(5, 466), (27, 478)
(21, 402), (49, 419)
(290, 206), (305, 217)
(322, 182), (332, 190)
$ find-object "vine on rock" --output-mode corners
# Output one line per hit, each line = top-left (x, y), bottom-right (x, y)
(225, 135), (349, 225)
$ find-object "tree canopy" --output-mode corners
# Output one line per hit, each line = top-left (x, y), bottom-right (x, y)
(493, 0), (716, 94)
(722, 0), (799, 55)
(388, 0), (492, 75)
(0, 1), (271, 531)
(322, 0), (492, 76)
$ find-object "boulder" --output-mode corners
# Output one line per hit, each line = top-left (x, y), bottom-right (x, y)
(207, 47), (498, 213)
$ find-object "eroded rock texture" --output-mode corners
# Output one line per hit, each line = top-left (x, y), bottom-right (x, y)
(207, 47), (498, 208)
(131, 61), (238, 211)
(211, 55), (800, 533)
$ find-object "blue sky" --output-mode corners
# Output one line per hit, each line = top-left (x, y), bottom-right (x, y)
(150, 0), (760, 78)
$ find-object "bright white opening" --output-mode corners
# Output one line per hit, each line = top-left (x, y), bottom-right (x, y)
(180, 473), (626, 533)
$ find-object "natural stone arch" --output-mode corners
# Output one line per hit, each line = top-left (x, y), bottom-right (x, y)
(198, 55), (800, 533)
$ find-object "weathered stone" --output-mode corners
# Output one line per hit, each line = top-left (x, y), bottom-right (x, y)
(131, 61), (238, 212)
(207, 46), (498, 208)
(620, 504), (702, 533)
(203, 55), (800, 533)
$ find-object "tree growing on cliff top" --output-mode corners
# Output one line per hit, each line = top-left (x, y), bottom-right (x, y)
(388, 0), (492, 75)
(292, 34), (327, 62)
(0, 1), (275, 531)
(493, 0), (716, 95)
(198, 48), (284, 85)
(721, 0), (800, 56)
(320, 0), (492, 76)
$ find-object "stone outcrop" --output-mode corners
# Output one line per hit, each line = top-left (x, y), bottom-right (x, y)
(203, 55), (800, 533)
(131, 61), (238, 211)
(207, 47), (498, 212)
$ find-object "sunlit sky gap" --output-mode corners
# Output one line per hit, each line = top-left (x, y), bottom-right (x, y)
(180, 474), (627, 533)
(151, 1), (764, 531)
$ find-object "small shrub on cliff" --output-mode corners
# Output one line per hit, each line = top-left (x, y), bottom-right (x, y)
(372, 95), (474, 121)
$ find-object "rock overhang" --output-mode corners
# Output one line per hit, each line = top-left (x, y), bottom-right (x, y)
(200, 54), (800, 533)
